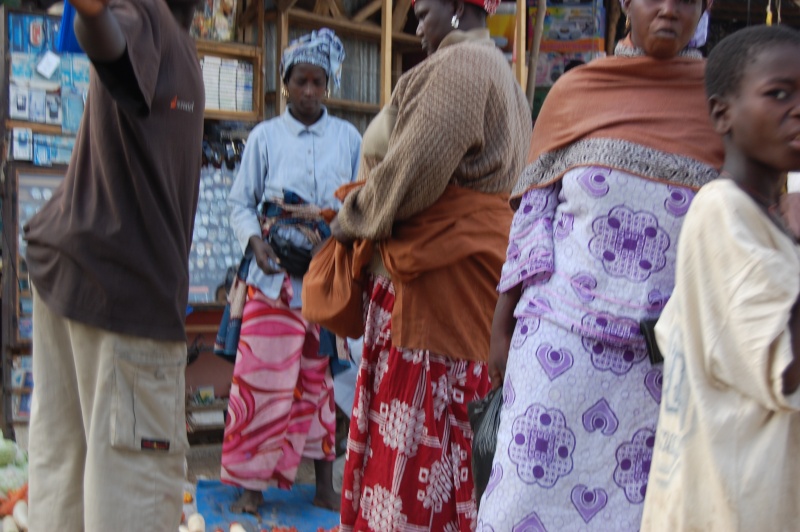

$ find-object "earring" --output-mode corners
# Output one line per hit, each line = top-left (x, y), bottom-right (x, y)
(451, 14), (460, 29)
(324, 88), (331, 99)
(625, 14), (631, 33)
(281, 86), (289, 99)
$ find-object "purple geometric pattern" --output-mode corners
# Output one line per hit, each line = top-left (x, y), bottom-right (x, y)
(524, 296), (552, 317)
(516, 187), (552, 221)
(504, 376), (516, 407)
(577, 167), (611, 197)
(579, 313), (648, 375)
(512, 511), (548, 532)
(614, 428), (656, 504)
(571, 485), (608, 523)
(663, 185), (694, 217)
(582, 398), (619, 436)
(589, 206), (670, 282)
(554, 212), (574, 240)
(535, 344), (574, 381)
(509, 404), (575, 487)
(512, 317), (541, 350)
(647, 289), (670, 311)
(644, 368), (663, 404)
(485, 464), (503, 499)
(570, 272), (598, 303)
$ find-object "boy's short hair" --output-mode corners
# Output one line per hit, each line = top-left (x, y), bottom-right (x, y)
(706, 25), (800, 100)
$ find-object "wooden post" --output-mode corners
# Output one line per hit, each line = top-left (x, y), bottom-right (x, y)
(392, 0), (413, 32)
(277, 9), (289, 115)
(606, 0), (621, 56)
(380, 0), (392, 106)
(514, 0), (526, 89)
(526, 0), (546, 108)
(257, 4), (266, 119)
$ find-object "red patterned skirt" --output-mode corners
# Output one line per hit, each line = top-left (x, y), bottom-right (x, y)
(340, 275), (490, 532)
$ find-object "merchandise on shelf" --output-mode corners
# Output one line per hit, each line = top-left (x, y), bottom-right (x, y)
(487, 3), (517, 54)
(191, 0), (237, 42)
(526, 0), (606, 86)
(201, 55), (254, 113)
(6, 12), (88, 163)
(528, 4), (606, 49)
(534, 50), (605, 87)
(188, 165), (243, 303)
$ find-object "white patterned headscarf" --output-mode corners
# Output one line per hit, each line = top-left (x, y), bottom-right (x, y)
(280, 28), (345, 90)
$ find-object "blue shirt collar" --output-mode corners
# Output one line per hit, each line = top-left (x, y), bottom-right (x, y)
(283, 105), (330, 136)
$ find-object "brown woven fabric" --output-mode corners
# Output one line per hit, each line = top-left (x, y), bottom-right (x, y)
(337, 29), (531, 240)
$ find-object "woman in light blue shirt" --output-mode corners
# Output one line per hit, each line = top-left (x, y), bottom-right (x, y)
(221, 28), (361, 515)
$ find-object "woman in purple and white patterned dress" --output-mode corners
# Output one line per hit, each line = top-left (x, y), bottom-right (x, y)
(477, 0), (723, 530)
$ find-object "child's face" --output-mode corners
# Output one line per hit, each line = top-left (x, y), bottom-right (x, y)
(722, 45), (800, 174)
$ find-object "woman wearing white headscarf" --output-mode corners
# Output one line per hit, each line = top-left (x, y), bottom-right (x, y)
(220, 28), (361, 514)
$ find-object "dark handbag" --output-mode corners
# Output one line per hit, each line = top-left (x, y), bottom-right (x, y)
(267, 231), (313, 277)
(468, 387), (503, 508)
(640, 318), (664, 365)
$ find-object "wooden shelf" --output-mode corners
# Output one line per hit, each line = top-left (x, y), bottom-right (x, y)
(203, 109), (259, 122)
(287, 9), (422, 49)
(5, 120), (68, 136)
(325, 97), (381, 114)
(264, 91), (381, 115)
(187, 399), (228, 412)
(195, 39), (261, 59)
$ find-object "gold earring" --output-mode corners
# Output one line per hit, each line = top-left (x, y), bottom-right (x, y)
(625, 14), (631, 33)
(281, 86), (289, 99)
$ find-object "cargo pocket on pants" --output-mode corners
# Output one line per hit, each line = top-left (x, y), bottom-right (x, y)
(110, 346), (187, 454)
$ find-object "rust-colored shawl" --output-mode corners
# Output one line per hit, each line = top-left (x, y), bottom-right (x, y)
(303, 183), (511, 362)
(514, 39), (724, 205)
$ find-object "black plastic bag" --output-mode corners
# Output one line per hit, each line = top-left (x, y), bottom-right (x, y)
(268, 231), (313, 277)
(468, 387), (503, 508)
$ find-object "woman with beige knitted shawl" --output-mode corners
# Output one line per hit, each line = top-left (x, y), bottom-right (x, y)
(327, 0), (530, 529)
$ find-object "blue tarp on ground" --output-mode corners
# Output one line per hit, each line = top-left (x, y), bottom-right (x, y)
(194, 479), (339, 531)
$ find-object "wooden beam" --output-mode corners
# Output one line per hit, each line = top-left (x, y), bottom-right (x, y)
(257, 4), (266, 119)
(526, 0), (546, 108)
(352, 0), (381, 22)
(288, 8), (422, 48)
(331, 0), (347, 18)
(313, 0), (329, 16)
(239, 0), (259, 26)
(325, 97), (381, 113)
(277, 9), (289, 115)
(196, 39), (261, 59)
(393, 51), (403, 88)
(606, 0), (621, 55)
(277, 0), (300, 11)
(514, 0), (526, 88)
(380, 0), (392, 105)
(392, 0), (413, 32)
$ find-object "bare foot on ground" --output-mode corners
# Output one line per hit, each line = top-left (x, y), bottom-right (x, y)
(313, 489), (341, 512)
